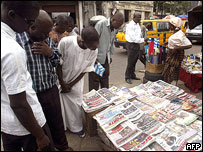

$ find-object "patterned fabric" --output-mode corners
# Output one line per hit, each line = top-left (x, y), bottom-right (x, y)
(16, 32), (60, 93)
(162, 49), (184, 83)
(49, 30), (69, 47)
(94, 62), (105, 77)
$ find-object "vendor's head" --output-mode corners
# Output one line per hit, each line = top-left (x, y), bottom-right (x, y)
(169, 17), (182, 31)
(28, 10), (53, 42)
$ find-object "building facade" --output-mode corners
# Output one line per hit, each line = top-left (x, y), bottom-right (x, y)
(39, 1), (154, 33)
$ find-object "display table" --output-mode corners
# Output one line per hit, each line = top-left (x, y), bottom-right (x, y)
(179, 67), (202, 93)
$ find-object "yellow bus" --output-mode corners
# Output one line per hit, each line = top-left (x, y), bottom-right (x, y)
(114, 19), (188, 49)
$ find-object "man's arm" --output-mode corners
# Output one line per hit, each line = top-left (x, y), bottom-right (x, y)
(9, 92), (50, 150)
(68, 73), (86, 89)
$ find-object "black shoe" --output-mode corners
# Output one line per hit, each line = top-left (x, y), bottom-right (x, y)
(125, 79), (132, 84)
(131, 76), (140, 80)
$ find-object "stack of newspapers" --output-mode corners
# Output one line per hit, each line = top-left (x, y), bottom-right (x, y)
(86, 80), (202, 151)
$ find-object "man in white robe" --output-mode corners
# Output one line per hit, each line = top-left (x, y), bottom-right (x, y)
(56, 26), (99, 137)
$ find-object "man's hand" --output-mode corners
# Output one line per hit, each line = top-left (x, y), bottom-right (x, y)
(110, 58), (112, 64)
(32, 41), (52, 57)
(144, 37), (148, 42)
(60, 83), (72, 93)
(36, 134), (50, 151)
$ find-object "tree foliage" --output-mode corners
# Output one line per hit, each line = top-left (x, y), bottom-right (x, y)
(154, 1), (191, 17)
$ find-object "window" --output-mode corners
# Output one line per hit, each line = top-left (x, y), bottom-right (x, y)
(143, 22), (153, 31)
(157, 22), (170, 32)
(124, 10), (129, 22)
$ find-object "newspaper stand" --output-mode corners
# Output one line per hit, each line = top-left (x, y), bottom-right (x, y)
(82, 107), (107, 137)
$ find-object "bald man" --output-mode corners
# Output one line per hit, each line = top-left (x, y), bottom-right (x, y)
(56, 26), (99, 137)
(88, 12), (124, 91)
(125, 12), (148, 84)
(16, 10), (72, 151)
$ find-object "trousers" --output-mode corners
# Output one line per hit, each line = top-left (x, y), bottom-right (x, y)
(125, 42), (141, 79)
(88, 57), (110, 91)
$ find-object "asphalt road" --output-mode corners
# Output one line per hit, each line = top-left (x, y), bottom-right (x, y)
(83, 42), (202, 99)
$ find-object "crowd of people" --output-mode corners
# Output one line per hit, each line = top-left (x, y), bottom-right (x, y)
(1, 1), (193, 151)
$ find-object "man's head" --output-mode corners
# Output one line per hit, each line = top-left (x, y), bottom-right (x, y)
(110, 12), (124, 30)
(54, 14), (68, 34)
(81, 26), (99, 51)
(133, 12), (142, 24)
(1, 1), (40, 33)
(28, 10), (53, 42)
(66, 16), (75, 33)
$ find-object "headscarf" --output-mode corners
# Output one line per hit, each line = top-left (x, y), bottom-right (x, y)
(169, 17), (182, 28)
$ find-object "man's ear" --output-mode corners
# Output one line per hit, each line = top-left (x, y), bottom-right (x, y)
(7, 10), (16, 20)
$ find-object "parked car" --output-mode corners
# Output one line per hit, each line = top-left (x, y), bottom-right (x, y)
(114, 19), (188, 49)
(186, 24), (202, 42)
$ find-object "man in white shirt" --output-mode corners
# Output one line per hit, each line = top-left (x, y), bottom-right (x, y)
(125, 12), (148, 84)
(1, 1), (54, 151)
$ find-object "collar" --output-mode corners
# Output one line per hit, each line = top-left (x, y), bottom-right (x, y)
(132, 20), (140, 25)
(1, 22), (16, 40)
(107, 18), (111, 27)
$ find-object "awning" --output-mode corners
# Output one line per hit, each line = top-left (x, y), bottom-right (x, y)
(188, 5), (202, 29)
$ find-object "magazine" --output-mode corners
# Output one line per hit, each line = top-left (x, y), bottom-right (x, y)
(175, 110), (198, 126)
(106, 121), (142, 147)
(82, 89), (110, 113)
(119, 132), (155, 151)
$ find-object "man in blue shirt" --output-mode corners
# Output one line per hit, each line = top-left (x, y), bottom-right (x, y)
(16, 10), (72, 151)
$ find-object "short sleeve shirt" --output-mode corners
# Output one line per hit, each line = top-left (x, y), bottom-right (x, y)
(1, 22), (46, 136)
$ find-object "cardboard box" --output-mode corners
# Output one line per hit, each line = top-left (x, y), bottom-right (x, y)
(146, 62), (164, 74)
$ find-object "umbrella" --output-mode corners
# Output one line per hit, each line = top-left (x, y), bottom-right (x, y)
(188, 5), (202, 29)
(177, 15), (188, 20)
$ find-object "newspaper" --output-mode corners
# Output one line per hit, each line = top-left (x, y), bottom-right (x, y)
(150, 109), (176, 123)
(143, 141), (165, 151)
(132, 114), (165, 136)
(117, 101), (144, 121)
(97, 88), (119, 102)
(106, 121), (142, 148)
(82, 89), (111, 113)
(156, 128), (187, 151)
(132, 100), (156, 115)
(119, 132), (156, 151)
(175, 110), (198, 126)
(166, 120), (197, 140)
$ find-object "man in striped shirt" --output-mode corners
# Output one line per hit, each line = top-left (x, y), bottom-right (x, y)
(16, 10), (72, 151)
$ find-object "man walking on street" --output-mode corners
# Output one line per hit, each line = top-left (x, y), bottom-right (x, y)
(125, 12), (148, 84)
(88, 12), (124, 91)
